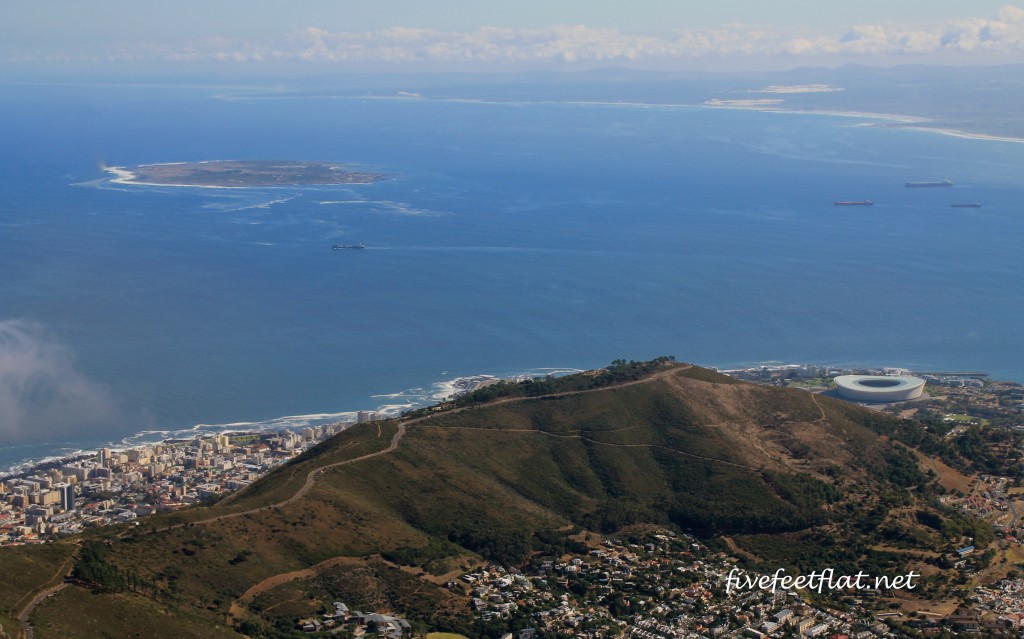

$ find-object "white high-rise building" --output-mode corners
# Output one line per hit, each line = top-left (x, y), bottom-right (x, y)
(54, 482), (75, 512)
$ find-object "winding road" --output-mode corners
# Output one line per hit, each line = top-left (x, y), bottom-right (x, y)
(13, 551), (77, 639)
(189, 365), (693, 526)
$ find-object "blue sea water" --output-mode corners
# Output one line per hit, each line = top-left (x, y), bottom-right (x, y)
(1, 81), (1023, 471)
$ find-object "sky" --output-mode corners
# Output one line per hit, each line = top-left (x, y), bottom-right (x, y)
(4, 1), (1024, 72)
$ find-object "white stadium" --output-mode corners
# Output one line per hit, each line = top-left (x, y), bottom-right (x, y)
(833, 375), (926, 403)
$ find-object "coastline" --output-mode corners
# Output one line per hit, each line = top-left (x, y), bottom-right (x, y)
(2, 360), (1016, 547)
(104, 165), (254, 189)
(699, 101), (926, 124)
(0, 406), (383, 480)
(0, 371), (523, 479)
(1, 360), (1003, 480)
(698, 103), (1024, 144)
(897, 125), (1024, 145)
(217, 92), (1024, 144)
(102, 160), (386, 189)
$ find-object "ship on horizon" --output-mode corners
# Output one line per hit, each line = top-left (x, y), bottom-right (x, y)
(906, 179), (954, 187)
(332, 242), (366, 250)
(951, 202), (982, 208)
(834, 200), (874, 206)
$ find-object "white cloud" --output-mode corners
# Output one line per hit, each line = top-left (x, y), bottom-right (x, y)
(0, 320), (117, 442)
(997, 4), (1024, 22)
(8, 5), (1024, 67)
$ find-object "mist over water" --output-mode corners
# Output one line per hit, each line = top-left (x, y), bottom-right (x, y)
(0, 319), (118, 442)
(1, 81), (1022, 471)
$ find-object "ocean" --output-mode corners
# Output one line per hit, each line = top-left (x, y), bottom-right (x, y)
(1, 80), (1022, 472)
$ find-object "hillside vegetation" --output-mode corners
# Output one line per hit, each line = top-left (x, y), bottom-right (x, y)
(0, 359), (994, 638)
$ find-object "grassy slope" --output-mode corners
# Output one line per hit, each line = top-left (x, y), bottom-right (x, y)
(5, 423), (406, 638)
(358, 374), (883, 538)
(0, 542), (76, 632)
(31, 585), (239, 639)
(147, 421), (403, 529)
(86, 422), (420, 631)
(4, 363), (973, 636)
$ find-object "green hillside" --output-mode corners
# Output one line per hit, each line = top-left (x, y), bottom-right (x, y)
(0, 360), (993, 638)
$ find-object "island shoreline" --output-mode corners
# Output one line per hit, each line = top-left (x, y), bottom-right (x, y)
(104, 159), (388, 189)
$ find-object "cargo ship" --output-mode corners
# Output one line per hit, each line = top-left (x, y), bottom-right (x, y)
(905, 179), (953, 187)
(951, 202), (982, 208)
(332, 243), (366, 250)
(834, 200), (874, 206)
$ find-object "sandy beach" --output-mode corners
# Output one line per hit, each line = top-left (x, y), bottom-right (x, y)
(103, 165), (138, 183)
(898, 126), (1024, 144)
(104, 165), (252, 189)
(699, 103), (1024, 143)
(220, 93), (1024, 144)
(699, 102), (927, 124)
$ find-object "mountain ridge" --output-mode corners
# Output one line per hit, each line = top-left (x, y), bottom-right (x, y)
(0, 359), (998, 638)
